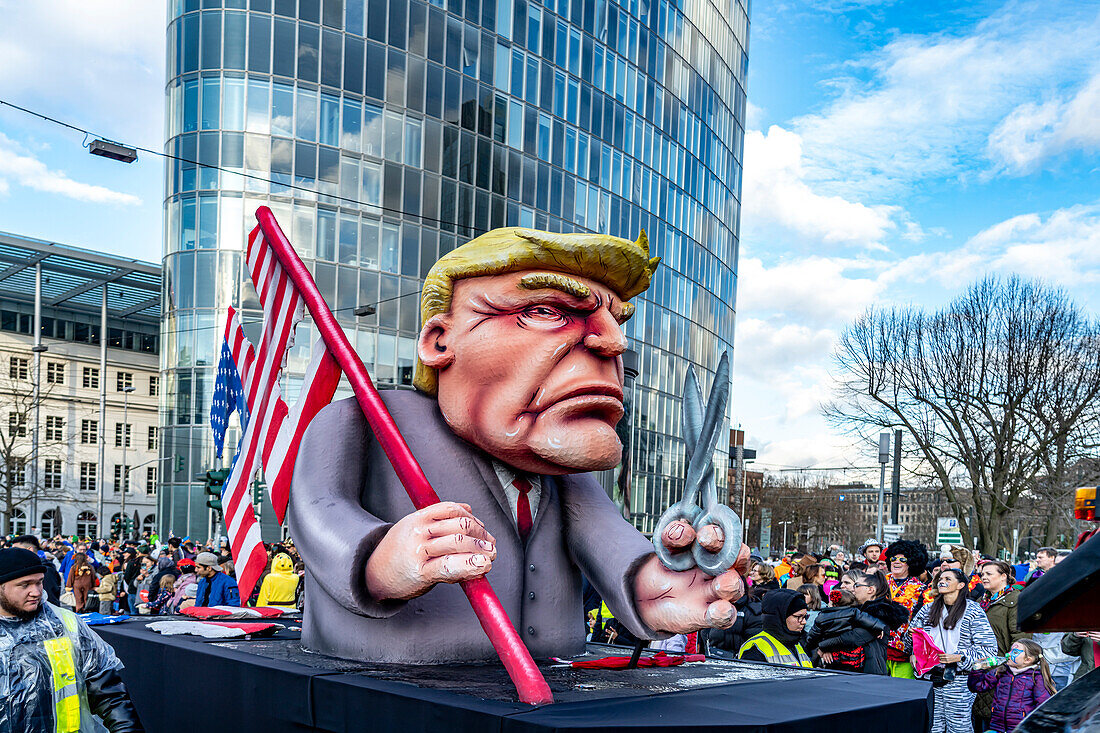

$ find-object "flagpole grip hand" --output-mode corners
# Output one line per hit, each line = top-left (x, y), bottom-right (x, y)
(365, 501), (497, 601)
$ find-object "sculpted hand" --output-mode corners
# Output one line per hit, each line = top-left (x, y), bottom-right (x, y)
(365, 502), (496, 601)
(660, 519), (725, 553)
(633, 542), (750, 634)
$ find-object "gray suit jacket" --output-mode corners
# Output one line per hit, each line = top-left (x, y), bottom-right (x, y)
(288, 390), (658, 663)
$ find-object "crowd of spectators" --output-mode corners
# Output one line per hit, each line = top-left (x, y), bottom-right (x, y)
(586, 538), (1082, 733)
(0, 532), (304, 616)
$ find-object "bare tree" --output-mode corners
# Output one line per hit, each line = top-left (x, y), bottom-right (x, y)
(0, 366), (72, 534)
(746, 473), (864, 555)
(825, 276), (1100, 554)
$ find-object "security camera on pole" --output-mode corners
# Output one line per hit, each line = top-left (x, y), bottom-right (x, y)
(877, 432), (890, 542)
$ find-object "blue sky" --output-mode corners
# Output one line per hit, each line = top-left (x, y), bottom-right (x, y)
(1, 0), (1099, 484)
(733, 0), (1100, 480)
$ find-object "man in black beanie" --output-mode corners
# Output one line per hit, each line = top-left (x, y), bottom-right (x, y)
(0, 548), (145, 732)
(736, 589), (813, 667)
(10, 534), (62, 606)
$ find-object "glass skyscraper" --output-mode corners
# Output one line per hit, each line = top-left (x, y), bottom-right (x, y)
(161, 0), (748, 538)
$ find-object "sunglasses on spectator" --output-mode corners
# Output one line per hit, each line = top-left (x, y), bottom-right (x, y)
(890, 556), (907, 563)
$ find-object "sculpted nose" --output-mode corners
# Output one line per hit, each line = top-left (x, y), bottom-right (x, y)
(583, 308), (627, 357)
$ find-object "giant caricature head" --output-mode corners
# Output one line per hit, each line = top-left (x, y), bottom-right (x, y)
(414, 228), (659, 476)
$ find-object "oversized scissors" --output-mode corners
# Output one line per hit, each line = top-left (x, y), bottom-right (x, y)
(651, 351), (742, 576)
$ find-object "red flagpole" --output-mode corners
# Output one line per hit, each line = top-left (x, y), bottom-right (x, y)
(254, 206), (554, 706)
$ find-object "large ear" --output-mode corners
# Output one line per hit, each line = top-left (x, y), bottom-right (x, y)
(417, 313), (456, 370)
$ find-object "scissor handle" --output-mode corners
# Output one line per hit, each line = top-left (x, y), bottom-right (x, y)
(652, 502), (701, 572)
(690, 505), (743, 576)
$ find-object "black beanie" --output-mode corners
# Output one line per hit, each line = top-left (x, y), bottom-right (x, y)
(0, 548), (50, 585)
(762, 588), (809, 619)
(760, 589), (809, 645)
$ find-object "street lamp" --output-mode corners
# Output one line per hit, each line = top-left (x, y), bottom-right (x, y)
(29, 263), (46, 529)
(876, 432), (890, 542)
(119, 385), (135, 536)
(779, 520), (794, 555)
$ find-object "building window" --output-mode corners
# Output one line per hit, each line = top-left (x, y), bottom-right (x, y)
(83, 367), (100, 389)
(116, 372), (133, 391)
(9, 459), (25, 486)
(8, 412), (26, 437)
(113, 465), (130, 492)
(45, 416), (64, 442)
(114, 423), (131, 448)
(146, 466), (157, 495)
(76, 511), (97, 537)
(80, 462), (97, 491)
(9, 357), (28, 380)
(43, 459), (61, 491)
(46, 362), (65, 385)
(147, 425), (158, 450)
(149, 375), (159, 396)
(80, 419), (98, 444)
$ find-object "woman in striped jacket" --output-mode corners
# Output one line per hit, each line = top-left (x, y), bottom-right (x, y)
(908, 568), (998, 733)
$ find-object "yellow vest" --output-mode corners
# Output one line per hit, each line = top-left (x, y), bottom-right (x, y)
(738, 631), (813, 668)
(43, 605), (84, 732)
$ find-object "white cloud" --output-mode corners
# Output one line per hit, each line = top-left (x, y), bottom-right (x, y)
(738, 255), (883, 327)
(0, 1), (165, 144)
(792, 3), (1100, 198)
(967, 204), (1100, 287)
(881, 203), (1100, 292)
(742, 126), (900, 249)
(0, 134), (140, 206)
(735, 318), (834, 380)
(987, 72), (1100, 174)
(745, 100), (766, 130)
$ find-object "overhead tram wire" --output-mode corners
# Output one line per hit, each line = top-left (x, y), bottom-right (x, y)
(0, 98), (602, 238)
(0, 98), (468, 341)
(158, 288), (422, 340)
(0, 98), (725, 364)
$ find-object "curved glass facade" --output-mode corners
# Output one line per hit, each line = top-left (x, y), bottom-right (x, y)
(161, 0), (748, 538)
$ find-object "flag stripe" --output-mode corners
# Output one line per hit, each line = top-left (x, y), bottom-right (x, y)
(266, 340), (342, 522)
(217, 227), (341, 601)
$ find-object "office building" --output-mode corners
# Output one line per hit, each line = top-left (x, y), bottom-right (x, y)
(163, 0), (749, 537)
(0, 232), (160, 539)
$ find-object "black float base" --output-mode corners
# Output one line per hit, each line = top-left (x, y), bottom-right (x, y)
(94, 623), (932, 733)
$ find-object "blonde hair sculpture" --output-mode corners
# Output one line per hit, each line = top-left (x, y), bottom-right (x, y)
(413, 227), (660, 394)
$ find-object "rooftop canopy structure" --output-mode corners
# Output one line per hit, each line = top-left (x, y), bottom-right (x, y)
(0, 231), (159, 327)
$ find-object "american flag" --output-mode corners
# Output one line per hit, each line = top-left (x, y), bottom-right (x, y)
(210, 341), (248, 460)
(211, 223), (341, 600)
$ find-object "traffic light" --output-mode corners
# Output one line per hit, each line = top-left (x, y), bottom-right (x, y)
(204, 469), (230, 512)
(175, 455), (185, 473)
(110, 515), (124, 540)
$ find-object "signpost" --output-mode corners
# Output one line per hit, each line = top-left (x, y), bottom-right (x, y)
(759, 507), (772, 556)
(937, 517), (963, 545)
(883, 523), (905, 543)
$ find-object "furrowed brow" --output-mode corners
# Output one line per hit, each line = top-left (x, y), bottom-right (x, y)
(517, 272), (591, 300)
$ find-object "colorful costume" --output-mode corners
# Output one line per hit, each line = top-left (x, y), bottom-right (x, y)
(885, 539), (930, 678)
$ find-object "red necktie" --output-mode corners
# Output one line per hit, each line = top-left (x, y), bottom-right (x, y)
(514, 477), (533, 542)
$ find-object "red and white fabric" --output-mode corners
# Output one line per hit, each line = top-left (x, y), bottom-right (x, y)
(220, 223), (342, 600)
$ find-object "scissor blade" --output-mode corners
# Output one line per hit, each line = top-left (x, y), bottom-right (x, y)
(683, 353), (731, 495)
(682, 365), (705, 458)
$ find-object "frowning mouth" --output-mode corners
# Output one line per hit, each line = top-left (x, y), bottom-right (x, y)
(553, 383), (625, 403)
(523, 383), (625, 417)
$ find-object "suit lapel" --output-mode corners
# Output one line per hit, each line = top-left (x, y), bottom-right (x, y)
(470, 451), (515, 532)
(528, 474), (554, 543)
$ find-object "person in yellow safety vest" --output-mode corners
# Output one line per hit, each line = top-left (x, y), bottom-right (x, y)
(737, 589), (813, 668)
(257, 553), (300, 609)
(0, 548), (144, 732)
